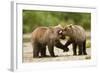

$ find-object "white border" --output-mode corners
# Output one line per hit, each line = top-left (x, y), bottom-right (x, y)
(11, 1), (97, 72)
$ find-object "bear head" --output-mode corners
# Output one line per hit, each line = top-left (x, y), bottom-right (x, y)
(63, 24), (74, 37)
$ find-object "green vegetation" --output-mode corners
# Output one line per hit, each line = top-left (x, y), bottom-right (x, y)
(86, 39), (91, 48)
(23, 10), (91, 33)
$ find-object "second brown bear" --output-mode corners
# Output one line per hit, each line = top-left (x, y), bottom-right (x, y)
(63, 24), (87, 55)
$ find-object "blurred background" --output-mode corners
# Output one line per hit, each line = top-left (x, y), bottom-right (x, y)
(23, 10), (91, 33)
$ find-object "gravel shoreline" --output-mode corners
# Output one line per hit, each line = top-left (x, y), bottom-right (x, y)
(23, 41), (91, 63)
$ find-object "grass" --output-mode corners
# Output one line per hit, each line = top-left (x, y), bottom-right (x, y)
(86, 39), (91, 48)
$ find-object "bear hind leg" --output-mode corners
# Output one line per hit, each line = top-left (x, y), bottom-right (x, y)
(40, 46), (46, 57)
(78, 43), (83, 55)
(33, 46), (40, 58)
(72, 43), (77, 55)
(83, 40), (87, 55)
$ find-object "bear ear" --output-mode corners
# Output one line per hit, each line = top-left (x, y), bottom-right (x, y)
(69, 24), (73, 28)
(55, 24), (62, 28)
(57, 24), (61, 27)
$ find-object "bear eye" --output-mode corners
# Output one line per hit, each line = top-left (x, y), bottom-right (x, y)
(58, 30), (63, 35)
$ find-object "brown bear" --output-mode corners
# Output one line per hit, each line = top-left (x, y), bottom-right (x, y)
(31, 25), (68, 58)
(63, 24), (87, 55)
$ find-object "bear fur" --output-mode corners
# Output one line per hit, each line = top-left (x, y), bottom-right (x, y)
(63, 24), (87, 55)
(31, 25), (68, 58)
